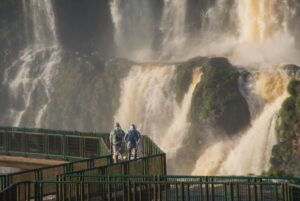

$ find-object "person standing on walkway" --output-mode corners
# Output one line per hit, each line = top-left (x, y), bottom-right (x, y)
(110, 122), (126, 163)
(125, 123), (141, 160)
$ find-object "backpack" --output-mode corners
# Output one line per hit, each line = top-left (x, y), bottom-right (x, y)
(113, 128), (124, 144)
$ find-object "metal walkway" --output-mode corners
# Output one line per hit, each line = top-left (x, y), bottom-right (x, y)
(0, 127), (299, 201)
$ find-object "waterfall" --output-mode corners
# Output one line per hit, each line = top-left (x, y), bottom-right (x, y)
(192, 71), (289, 175)
(160, 0), (188, 59)
(237, 0), (291, 43)
(218, 93), (287, 175)
(110, 0), (156, 60)
(114, 65), (177, 141)
(227, 0), (300, 65)
(161, 68), (201, 156)
(114, 65), (201, 165)
(3, 0), (61, 127)
(108, 0), (300, 65)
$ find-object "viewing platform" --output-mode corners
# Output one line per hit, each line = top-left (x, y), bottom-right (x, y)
(0, 126), (299, 201)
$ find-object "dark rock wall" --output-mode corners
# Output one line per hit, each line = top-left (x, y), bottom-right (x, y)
(170, 57), (251, 174)
(54, 0), (115, 57)
(271, 79), (300, 176)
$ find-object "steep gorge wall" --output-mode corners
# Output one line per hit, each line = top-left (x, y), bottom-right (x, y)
(54, 0), (115, 57)
(0, 0), (26, 117)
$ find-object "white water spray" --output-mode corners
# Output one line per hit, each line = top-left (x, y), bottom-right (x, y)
(109, 0), (300, 65)
(192, 71), (289, 176)
(114, 65), (177, 141)
(161, 68), (202, 155)
(4, 0), (61, 127)
(115, 65), (201, 163)
(218, 93), (287, 175)
(110, 0), (156, 60)
(160, 0), (188, 59)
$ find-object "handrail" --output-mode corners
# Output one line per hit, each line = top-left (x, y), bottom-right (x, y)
(0, 179), (296, 201)
(0, 127), (166, 191)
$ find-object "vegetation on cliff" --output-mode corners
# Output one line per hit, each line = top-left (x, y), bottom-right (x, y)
(174, 57), (251, 174)
(190, 57), (250, 135)
(271, 79), (300, 176)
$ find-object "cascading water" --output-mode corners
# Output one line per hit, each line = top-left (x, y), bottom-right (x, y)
(110, 0), (156, 60)
(218, 94), (285, 175)
(114, 65), (201, 164)
(1, 0), (299, 176)
(191, 71), (289, 175)
(237, 0), (291, 43)
(114, 65), (177, 141)
(160, 0), (187, 59)
(3, 0), (61, 127)
(161, 68), (202, 156)
(109, 0), (300, 65)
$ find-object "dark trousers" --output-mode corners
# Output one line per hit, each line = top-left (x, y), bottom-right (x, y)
(127, 147), (137, 160)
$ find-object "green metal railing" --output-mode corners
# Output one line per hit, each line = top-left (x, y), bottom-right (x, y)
(0, 128), (110, 160)
(4, 127), (299, 200)
(1, 179), (300, 201)
(0, 127), (167, 199)
(64, 136), (167, 177)
(58, 174), (300, 201)
(0, 154), (111, 191)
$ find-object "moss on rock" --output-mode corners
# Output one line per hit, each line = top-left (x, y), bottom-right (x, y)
(190, 57), (250, 135)
(173, 57), (251, 174)
(271, 80), (300, 176)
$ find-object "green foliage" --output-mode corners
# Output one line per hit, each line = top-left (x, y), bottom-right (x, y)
(272, 79), (300, 176)
(189, 57), (250, 135)
(191, 58), (241, 118)
(296, 94), (300, 113)
(287, 80), (300, 97)
(276, 91), (297, 141)
(262, 168), (286, 177)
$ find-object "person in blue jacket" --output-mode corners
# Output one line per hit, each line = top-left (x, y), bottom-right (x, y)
(125, 123), (141, 160)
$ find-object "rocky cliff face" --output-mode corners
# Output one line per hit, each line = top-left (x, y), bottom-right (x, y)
(271, 77), (300, 176)
(0, 0), (26, 78)
(190, 57), (250, 136)
(171, 57), (251, 173)
(0, 0), (26, 116)
(54, 0), (115, 57)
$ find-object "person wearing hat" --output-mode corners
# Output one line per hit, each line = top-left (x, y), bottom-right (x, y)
(110, 122), (126, 163)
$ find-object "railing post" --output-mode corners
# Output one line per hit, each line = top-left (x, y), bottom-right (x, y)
(5, 130), (8, 154)
(181, 182), (185, 201)
(247, 179), (251, 201)
(289, 185), (293, 201)
(62, 135), (65, 160)
(35, 182), (40, 201)
(205, 177), (209, 201)
(259, 179), (263, 201)
(224, 183), (228, 201)
(230, 183), (234, 201)
(275, 184), (279, 201)
(237, 183), (240, 201)
(254, 182), (257, 201)
(45, 134), (49, 158)
(127, 181), (131, 201)
(212, 183), (215, 201)
(24, 133), (27, 157)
